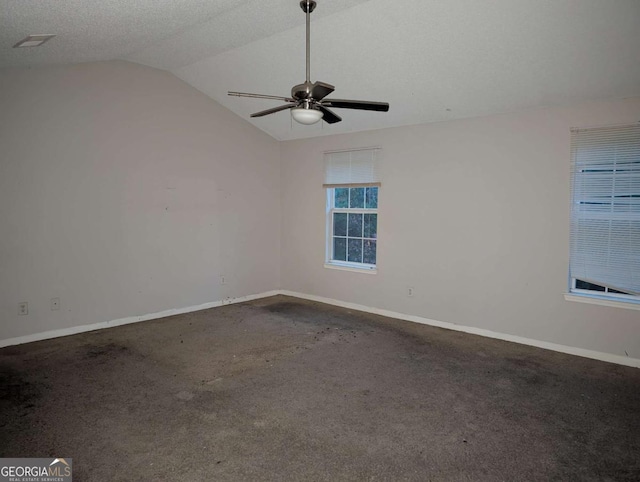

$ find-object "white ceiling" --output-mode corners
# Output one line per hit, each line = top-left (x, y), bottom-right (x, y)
(2, 0), (640, 141)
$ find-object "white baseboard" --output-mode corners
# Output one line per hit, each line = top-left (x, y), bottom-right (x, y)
(280, 290), (640, 369)
(0, 290), (280, 349)
(3, 288), (638, 369)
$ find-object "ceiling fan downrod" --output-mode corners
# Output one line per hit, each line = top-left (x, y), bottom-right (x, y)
(301, 0), (316, 83)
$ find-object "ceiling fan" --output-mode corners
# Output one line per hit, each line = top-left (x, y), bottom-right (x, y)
(228, 0), (389, 126)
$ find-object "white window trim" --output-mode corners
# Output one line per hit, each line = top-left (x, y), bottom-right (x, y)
(324, 262), (378, 274)
(325, 188), (378, 273)
(564, 292), (640, 311)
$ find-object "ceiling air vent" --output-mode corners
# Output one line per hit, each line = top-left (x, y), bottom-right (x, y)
(13, 35), (56, 48)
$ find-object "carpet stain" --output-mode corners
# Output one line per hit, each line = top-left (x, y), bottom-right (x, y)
(84, 342), (130, 359)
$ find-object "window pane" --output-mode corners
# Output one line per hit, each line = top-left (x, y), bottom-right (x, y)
(349, 188), (365, 208)
(609, 288), (632, 295)
(348, 239), (363, 263)
(334, 188), (349, 208)
(365, 187), (378, 209)
(348, 213), (363, 237)
(364, 213), (377, 239)
(333, 213), (347, 236)
(575, 279), (605, 292)
(363, 240), (377, 265)
(333, 237), (347, 261)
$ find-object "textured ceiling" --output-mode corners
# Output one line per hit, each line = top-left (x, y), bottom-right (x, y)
(0, 0), (369, 69)
(3, 0), (640, 141)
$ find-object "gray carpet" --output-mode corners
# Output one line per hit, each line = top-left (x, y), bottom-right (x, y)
(1, 295), (639, 481)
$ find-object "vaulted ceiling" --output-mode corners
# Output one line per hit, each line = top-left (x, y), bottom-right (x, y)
(2, 0), (640, 140)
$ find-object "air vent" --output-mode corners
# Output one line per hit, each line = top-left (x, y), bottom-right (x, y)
(13, 35), (56, 48)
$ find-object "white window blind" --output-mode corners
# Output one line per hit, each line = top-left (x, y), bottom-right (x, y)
(323, 148), (381, 187)
(570, 124), (640, 295)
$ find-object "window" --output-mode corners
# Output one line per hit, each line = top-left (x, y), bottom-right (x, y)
(569, 124), (640, 304)
(324, 148), (380, 271)
(327, 187), (378, 269)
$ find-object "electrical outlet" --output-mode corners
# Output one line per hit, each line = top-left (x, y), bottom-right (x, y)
(51, 297), (60, 311)
(220, 275), (227, 285)
(407, 287), (415, 297)
(18, 302), (28, 315)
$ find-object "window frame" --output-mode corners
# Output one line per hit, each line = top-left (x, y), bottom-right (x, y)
(567, 124), (640, 307)
(325, 187), (378, 272)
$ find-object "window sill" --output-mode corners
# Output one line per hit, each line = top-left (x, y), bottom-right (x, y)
(324, 263), (377, 275)
(564, 293), (640, 311)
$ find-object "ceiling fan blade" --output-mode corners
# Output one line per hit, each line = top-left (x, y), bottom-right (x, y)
(250, 104), (296, 118)
(317, 105), (342, 124)
(228, 91), (295, 102)
(321, 99), (389, 112)
(311, 81), (335, 101)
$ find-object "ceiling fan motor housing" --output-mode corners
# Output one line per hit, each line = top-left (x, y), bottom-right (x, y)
(292, 81), (314, 100)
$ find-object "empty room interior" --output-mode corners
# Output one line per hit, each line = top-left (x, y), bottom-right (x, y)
(1, 0), (640, 480)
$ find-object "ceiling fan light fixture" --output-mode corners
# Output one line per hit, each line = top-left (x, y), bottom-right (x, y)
(291, 106), (323, 125)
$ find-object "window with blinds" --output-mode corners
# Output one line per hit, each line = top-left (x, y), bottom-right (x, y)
(569, 124), (640, 302)
(324, 148), (380, 271)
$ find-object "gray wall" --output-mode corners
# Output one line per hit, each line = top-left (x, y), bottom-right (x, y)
(0, 61), (281, 340)
(280, 98), (640, 359)
(2, 59), (638, 361)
